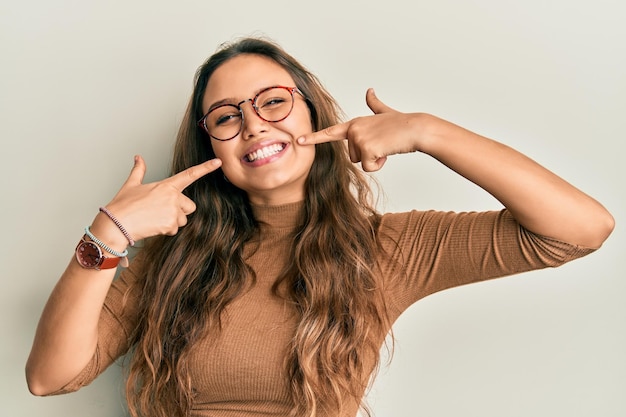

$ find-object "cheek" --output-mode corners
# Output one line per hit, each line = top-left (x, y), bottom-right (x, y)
(302, 144), (316, 165)
(210, 141), (236, 161)
(210, 142), (240, 176)
(296, 113), (314, 136)
(280, 105), (314, 136)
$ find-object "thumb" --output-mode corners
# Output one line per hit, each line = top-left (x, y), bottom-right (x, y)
(366, 88), (395, 114)
(362, 155), (388, 172)
(124, 155), (146, 186)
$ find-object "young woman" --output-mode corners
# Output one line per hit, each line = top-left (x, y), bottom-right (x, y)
(26, 37), (614, 417)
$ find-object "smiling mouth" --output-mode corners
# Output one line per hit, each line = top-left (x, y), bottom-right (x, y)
(244, 143), (286, 163)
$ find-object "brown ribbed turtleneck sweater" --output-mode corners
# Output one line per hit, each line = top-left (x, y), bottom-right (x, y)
(56, 202), (593, 416)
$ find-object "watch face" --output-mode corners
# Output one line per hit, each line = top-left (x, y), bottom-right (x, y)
(76, 240), (103, 269)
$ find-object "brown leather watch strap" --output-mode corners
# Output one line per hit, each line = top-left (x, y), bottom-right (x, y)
(98, 255), (121, 269)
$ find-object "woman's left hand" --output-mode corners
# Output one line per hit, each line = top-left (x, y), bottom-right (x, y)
(297, 88), (614, 248)
(297, 88), (427, 172)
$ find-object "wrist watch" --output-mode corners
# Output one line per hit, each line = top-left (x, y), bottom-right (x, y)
(75, 235), (121, 270)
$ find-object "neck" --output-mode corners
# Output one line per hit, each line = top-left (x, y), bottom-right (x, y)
(247, 190), (305, 206)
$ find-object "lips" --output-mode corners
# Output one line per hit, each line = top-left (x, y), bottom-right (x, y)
(243, 142), (287, 163)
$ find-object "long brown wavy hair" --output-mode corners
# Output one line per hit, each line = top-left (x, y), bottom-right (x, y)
(125, 36), (391, 417)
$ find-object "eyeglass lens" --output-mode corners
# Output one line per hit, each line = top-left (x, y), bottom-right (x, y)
(206, 87), (296, 141)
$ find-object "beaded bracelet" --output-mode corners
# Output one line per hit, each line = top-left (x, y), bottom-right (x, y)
(99, 206), (135, 246)
(84, 226), (129, 258)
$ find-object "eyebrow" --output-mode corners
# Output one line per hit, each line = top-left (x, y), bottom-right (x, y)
(207, 98), (237, 112)
(206, 85), (283, 112)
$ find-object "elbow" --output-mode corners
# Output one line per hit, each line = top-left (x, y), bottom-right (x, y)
(25, 366), (49, 397)
(26, 372), (47, 397)
(587, 210), (615, 249)
(600, 211), (616, 243)
(25, 342), (95, 396)
(25, 361), (61, 397)
(27, 382), (50, 397)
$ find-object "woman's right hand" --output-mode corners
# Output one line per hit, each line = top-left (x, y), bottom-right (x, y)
(26, 155), (222, 396)
(96, 155), (222, 244)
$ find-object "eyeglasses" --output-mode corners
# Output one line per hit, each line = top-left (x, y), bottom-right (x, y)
(197, 85), (305, 141)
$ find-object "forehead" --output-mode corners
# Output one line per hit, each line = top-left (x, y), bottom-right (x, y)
(203, 54), (296, 106)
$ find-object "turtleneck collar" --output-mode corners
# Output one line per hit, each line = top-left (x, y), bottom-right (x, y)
(251, 200), (305, 231)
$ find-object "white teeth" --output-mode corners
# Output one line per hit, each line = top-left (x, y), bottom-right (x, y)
(246, 143), (285, 162)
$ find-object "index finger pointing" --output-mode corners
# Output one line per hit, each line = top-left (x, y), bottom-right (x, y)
(169, 158), (222, 190)
(297, 122), (349, 145)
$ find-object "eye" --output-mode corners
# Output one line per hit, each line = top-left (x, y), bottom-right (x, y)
(259, 96), (287, 109)
(215, 112), (241, 125)
(210, 106), (242, 126)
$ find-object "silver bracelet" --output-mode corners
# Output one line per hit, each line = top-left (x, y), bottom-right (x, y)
(84, 226), (129, 258)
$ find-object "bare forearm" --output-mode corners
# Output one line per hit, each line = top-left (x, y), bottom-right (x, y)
(26, 215), (126, 395)
(419, 114), (615, 248)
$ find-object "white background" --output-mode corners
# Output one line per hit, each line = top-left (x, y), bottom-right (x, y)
(1, 0), (624, 416)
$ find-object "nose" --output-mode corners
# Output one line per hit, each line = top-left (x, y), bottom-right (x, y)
(239, 101), (269, 141)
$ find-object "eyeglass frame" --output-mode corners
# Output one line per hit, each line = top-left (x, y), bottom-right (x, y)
(197, 85), (306, 141)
